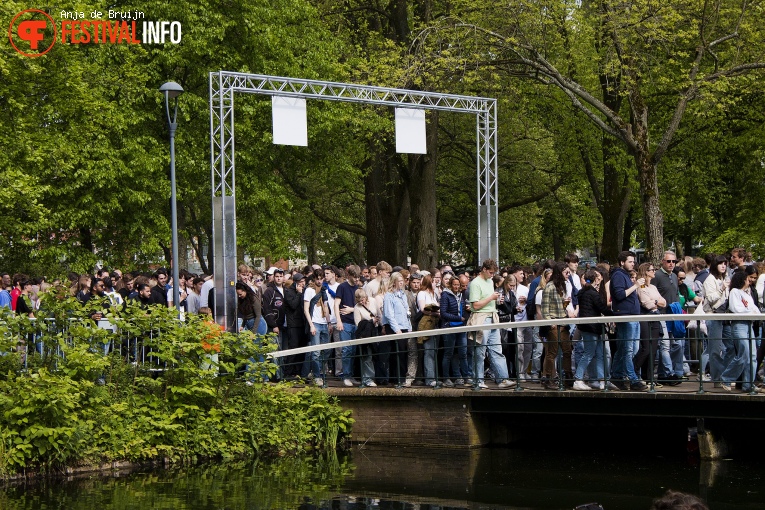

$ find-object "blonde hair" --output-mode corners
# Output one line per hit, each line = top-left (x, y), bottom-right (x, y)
(387, 272), (404, 292)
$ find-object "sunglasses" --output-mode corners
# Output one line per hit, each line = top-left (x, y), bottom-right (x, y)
(664, 259), (677, 264)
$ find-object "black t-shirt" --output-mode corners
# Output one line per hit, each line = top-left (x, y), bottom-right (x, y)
(335, 281), (357, 324)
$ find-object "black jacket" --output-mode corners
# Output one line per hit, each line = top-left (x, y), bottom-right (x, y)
(262, 283), (286, 329)
(577, 285), (611, 334)
(284, 284), (305, 329)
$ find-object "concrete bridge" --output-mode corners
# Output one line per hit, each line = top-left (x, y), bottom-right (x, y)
(317, 382), (765, 459)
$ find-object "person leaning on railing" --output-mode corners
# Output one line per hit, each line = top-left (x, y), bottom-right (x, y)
(702, 255), (730, 384)
(572, 270), (613, 391)
(720, 269), (764, 393)
(634, 262), (667, 385)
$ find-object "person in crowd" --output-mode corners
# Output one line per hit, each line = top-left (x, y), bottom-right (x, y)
(283, 273), (307, 380)
(703, 255), (730, 383)
(609, 251), (647, 391)
(729, 248), (748, 275)
(150, 268), (169, 305)
(468, 259), (514, 390)
(509, 266), (532, 379)
(416, 273), (441, 387)
(304, 270), (331, 387)
(335, 265), (361, 386)
(354, 287), (379, 387)
(572, 269), (611, 390)
(540, 262), (574, 389)
(653, 251), (685, 385)
(721, 269), (763, 393)
(382, 272), (414, 386)
(236, 281), (262, 333)
(262, 267), (287, 380)
(440, 274), (469, 387)
(0, 273), (11, 309)
(633, 263), (667, 384)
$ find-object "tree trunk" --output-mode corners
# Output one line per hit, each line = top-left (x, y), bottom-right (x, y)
(600, 139), (631, 264)
(364, 146), (409, 264)
(409, 111), (439, 269)
(635, 151), (664, 264)
(79, 227), (93, 253)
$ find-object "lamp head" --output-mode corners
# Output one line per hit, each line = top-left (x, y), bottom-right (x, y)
(159, 81), (184, 99)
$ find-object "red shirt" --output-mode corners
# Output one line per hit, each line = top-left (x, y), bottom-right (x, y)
(10, 288), (21, 311)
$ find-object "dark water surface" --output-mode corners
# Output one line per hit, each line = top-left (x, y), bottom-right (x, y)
(1, 446), (762, 509)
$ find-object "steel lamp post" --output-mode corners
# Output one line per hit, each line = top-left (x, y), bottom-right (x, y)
(159, 81), (184, 314)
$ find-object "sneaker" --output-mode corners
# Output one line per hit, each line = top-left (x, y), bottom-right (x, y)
(497, 379), (516, 389)
(403, 378), (413, 387)
(314, 378), (324, 387)
(455, 378), (465, 386)
(610, 380), (629, 391)
(541, 378), (558, 389)
(477, 381), (489, 389)
(697, 374), (710, 382)
(653, 382), (664, 388)
(720, 383), (732, 392)
(465, 378), (474, 386)
(428, 380), (438, 387)
(442, 379), (455, 388)
(529, 373), (540, 382)
(589, 382), (602, 390)
(573, 380), (591, 391)
(363, 380), (377, 387)
(343, 378), (354, 387)
(630, 381), (648, 391)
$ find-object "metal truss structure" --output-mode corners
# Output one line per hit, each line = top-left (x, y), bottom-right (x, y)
(210, 71), (498, 331)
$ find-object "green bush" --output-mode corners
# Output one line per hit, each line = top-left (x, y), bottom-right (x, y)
(0, 298), (353, 478)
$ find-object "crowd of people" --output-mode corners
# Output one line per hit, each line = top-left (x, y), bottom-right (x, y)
(2, 247), (764, 393)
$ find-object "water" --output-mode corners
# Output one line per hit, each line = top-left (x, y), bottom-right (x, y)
(1, 446), (762, 509)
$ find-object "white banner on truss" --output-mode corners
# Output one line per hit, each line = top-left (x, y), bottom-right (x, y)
(272, 96), (308, 146)
(395, 108), (427, 154)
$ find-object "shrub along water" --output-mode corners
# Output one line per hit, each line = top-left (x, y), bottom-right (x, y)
(0, 292), (353, 478)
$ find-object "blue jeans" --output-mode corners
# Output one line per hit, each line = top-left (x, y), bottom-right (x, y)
(310, 323), (330, 379)
(473, 316), (509, 383)
(669, 337), (685, 377)
(443, 330), (469, 379)
(705, 320), (730, 380)
(575, 331), (604, 381)
(722, 321), (755, 390)
(423, 336), (439, 384)
(338, 322), (357, 378)
(612, 321), (639, 382)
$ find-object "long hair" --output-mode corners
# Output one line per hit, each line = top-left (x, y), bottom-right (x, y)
(550, 262), (568, 296)
(637, 262), (653, 282)
(420, 274), (434, 294)
(536, 268), (553, 295)
(729, 269), (748, 290)
(710, 255), (728, 279)
(387, 272), (404, 293)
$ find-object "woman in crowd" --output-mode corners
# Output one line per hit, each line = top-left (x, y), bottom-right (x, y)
(383, 272), (413, 385)
(497, 274), (519, 376)
(540, 263), (573, 389)
(633, 262), (666, 384)
(354, 288), (379, 387)
(572, 270), (611, 390)
(703, 255), (731, 382)
(416, 274), (440, 387)
(534, 268), (554, 347)
(74, 274), (92, 303)
(440, 275), (469, 387)
(236, 281), (262, 332)
(721, 270), (763, 393)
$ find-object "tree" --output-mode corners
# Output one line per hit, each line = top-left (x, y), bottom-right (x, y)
(416, 0), (765, 261)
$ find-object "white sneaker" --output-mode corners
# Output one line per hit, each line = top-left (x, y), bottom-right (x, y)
(364, 380), (377, 387)
(497, 379), (516, 389)
(589, 382), (601, 390)
(403, 378), (413, 387)
(314, 378), (324, 387)
(343, 378), (354, 387)
(573, 380), (591, 391)
(478, 381), (489, 389)
(428, 380), (438, 387)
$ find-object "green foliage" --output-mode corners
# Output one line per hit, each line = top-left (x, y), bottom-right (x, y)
(0, 300), (352, 478)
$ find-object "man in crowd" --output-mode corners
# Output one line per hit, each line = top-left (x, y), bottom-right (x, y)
(653, 250), (683, 386)
(609, 251), (647, 391)
(263, 267), (287, 380)
(469, 259), (515, 389)
(335, 265), (360, 386)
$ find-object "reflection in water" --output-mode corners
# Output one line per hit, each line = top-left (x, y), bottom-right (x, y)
(1, 447), (763, 509)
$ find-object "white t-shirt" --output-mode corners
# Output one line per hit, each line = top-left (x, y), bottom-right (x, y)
(199, 279), (215, 308)
(326, 282), (339, 323)
(304, 287), (327, 324)
(417, 290), (438, 312)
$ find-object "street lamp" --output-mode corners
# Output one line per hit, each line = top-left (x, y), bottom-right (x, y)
(159, 81), (184, 314)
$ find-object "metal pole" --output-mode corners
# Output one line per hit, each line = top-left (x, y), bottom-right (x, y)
(169, 118), (180, 314)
